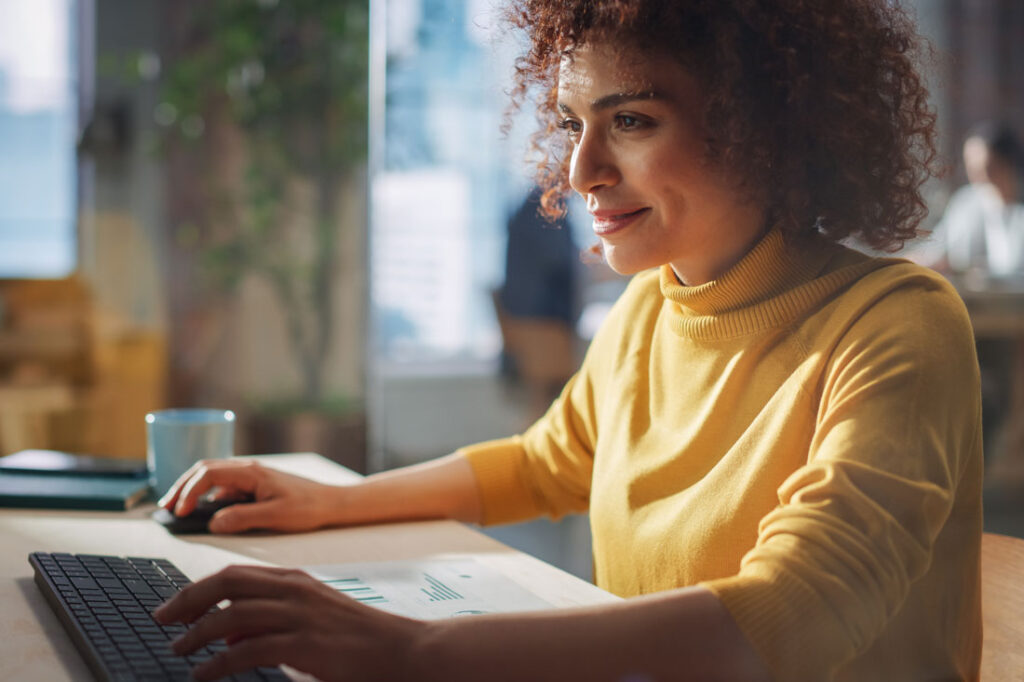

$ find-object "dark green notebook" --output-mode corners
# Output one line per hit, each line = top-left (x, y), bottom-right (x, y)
(0, 471), (152, 510)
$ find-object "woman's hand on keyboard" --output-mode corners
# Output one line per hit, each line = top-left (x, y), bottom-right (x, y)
(153, 564), (422, 682)
(157, 460), (345, 533)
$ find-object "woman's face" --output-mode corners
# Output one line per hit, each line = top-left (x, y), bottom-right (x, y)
(557, 43), (766, 284)
(964, 136), (1018, 204)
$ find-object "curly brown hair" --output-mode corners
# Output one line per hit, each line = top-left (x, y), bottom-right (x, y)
(506, 0), (940, 251)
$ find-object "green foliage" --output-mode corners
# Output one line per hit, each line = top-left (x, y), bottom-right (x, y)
(161, 0), (369, 407)
(158, 0), (371, 192)
(162, 0), (368, 171)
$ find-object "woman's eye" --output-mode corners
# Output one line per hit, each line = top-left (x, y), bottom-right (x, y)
(557, 118), (582, 140)
(616, 114), (644, 130)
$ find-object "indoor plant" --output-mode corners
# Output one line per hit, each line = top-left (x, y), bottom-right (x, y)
(160, 0), (369, 468)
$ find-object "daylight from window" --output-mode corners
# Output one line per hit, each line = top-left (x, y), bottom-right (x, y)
(0, 0), (77, 278)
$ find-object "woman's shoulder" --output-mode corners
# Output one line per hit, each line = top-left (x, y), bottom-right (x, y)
(848, 253), (962, 302)
(824, 240), (960, 296)
(821, 248), (974, 344)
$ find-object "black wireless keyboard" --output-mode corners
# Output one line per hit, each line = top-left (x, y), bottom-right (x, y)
(29, 551), (289, 681)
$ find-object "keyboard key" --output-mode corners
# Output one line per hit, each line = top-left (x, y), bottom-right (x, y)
(153, 585), (179, 599)
(122, 578), (156, 596)
(70, 576), (99, 590)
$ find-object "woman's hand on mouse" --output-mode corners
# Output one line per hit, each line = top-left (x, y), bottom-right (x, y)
(153, 564), (423, 682)
(160, 453), (483, 534)
(157, 460), (350, 533)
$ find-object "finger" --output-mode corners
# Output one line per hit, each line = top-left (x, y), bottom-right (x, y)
(157, 458), (215, 509)
(209, 498), (289, 534)
(153, 565), (310, 624)
(208, 486), (250, 502)
(174, 462), (261, 516)
(170, 599), (295, 656)
(191, 633), (300, 681)
(158, 458), (234, 511)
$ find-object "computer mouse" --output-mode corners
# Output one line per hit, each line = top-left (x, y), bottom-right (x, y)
(151, 496), (254, 534)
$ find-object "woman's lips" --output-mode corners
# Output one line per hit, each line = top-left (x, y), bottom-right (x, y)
(591, 207), (650, 237)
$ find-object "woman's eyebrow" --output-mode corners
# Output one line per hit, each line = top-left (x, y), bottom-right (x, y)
(592, 90), (668, 110)
(558, 90), (669, 115)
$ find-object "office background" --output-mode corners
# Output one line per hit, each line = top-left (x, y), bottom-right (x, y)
(1, 0), (1023, 580)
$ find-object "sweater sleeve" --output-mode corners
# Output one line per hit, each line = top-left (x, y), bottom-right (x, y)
(460, 273), (656, 526)
(461, 363), (599, 525)
(702, 276), (983, 681)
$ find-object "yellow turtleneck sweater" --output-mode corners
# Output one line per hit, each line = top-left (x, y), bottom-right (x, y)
(461, 229), (983, 681)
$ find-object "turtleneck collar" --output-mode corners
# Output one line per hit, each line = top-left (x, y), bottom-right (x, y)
(658, 229), (883, 339)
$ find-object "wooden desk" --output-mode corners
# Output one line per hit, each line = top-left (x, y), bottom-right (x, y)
(981, 533), (1024, 680)
(954, 276), (1024, 338)
(1, 454), (617, 681)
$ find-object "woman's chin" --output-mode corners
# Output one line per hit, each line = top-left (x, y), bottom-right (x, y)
(602, 247), (659, 276)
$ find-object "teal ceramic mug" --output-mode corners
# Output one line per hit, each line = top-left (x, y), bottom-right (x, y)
(145, 408), (235, 497)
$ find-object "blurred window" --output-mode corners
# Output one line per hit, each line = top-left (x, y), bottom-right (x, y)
(0, 0), (87, 279)
(369, 0), (532, 368)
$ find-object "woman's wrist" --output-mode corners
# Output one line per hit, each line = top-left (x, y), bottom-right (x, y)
(318, 480), (369, 527)
(316, 454), (483, 529)
(317, 476), (425, 528)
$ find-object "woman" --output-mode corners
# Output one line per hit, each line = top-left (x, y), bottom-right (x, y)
(155, 1), (983, 680)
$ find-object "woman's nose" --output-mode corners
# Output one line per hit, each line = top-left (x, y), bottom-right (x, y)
(569, 131), (620, 195)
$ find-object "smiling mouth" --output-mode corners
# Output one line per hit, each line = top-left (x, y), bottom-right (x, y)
(592, 208), (649, 236)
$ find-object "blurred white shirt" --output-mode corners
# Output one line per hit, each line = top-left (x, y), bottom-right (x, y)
(915, 183), (1024, 277)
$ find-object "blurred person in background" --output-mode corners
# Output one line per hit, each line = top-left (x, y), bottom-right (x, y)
(496, 187), (581, 417)
(913, 121), (1024, 278)
(910, 122), (1024, 459)
(500, 186), (579, 329)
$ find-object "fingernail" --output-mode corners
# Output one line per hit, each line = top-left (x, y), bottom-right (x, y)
(152, 604), (169, 622)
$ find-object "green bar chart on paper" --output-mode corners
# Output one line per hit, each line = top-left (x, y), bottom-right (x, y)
(421, 572), (463, 601)
(320, 577), (389, 605)
(308, 558), (552, 620)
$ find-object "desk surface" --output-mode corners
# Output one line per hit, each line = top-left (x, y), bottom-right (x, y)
(1, 454), (617, 681)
